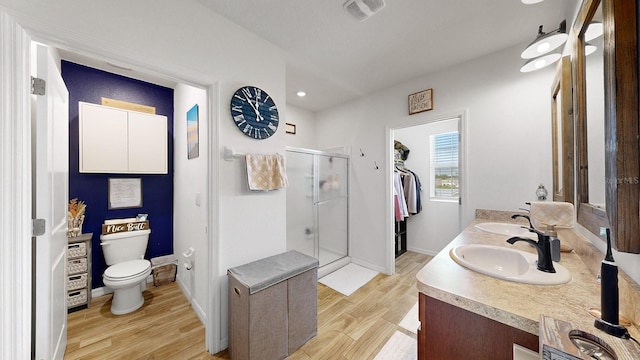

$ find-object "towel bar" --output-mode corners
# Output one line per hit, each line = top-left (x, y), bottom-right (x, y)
(223, 146), (245, 161)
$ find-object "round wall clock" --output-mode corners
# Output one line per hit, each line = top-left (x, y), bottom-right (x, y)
(230, 86), (279, 139)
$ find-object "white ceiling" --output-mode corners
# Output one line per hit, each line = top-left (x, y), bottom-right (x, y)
(198, 0), (578, 112)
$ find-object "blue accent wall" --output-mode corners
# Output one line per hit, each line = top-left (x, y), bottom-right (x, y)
(62, 61), (174, 288)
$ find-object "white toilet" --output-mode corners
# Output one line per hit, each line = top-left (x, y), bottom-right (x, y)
(100, 222), (152, 315)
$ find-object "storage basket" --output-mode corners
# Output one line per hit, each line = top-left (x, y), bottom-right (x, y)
(67, 289), (87, 307)
(150, 255), (177, 286)
(67, 242), (87, 258)
(67, 273), (88, 291)
(67, 258), (88, 274)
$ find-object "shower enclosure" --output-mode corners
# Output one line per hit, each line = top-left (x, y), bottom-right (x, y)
(286, 147), (349, 269)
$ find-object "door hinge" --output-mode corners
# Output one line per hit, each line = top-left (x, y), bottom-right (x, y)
(31, 76), (46, 96)
(32, 218), (46, 237)
(459, 197), (462, 205)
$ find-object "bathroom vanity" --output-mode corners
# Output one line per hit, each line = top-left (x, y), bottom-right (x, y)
(416, 216), (640, 359)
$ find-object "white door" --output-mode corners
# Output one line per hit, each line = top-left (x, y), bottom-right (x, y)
(33, 43), (70, 360)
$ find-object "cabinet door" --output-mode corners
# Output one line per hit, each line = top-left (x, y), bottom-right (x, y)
(79, 102), (128, 173)
(128, 112), (168, 174)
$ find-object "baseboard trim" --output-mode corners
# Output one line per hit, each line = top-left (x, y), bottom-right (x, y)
(318, 256), (351, 278)
(91, 275), (154, 298)
(406, 246), (438, 257)
(175, 277), (206, 325)
(350, 257), (385, 274)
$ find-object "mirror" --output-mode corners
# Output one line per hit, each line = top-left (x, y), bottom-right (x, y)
(585, 6), (605, 209)
(574, 0), (640, 253)
(575, 0), (608, 236)
(551, 56), (574, 203)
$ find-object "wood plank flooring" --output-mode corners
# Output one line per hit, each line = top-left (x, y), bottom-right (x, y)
(64, 251), (432, 360)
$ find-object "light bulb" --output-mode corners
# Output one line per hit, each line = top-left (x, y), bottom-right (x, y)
(536, 42), (551, 54)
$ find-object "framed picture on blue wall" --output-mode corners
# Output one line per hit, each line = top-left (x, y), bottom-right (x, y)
(108, 178), (143, 209)
(187, 104), (199, 159)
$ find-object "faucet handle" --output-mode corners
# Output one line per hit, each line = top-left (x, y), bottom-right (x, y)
(524, 227), (547, 242)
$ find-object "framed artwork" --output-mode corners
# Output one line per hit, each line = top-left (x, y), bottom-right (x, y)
(187, 104), (199, 159)
(285, 122), (296, 134)
(408, 88), (433, 115)
(108, 178), (143, 209)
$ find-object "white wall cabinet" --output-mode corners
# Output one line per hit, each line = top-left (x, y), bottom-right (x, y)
(79, 102), (168, 174)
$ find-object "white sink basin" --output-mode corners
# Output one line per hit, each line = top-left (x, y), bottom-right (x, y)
(449, 244), (571, 285)
(475, 222), (536, 238)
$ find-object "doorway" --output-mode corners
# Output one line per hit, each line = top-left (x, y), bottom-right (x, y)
(387, 113), (466, 272)
(1, 10), (220, 358)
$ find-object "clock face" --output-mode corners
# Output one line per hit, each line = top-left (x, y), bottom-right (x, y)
(230, 86), (279, 139)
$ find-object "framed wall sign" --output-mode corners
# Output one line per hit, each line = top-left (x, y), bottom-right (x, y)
(108, 178), (143, 209)
(285, 122), (296, 134)
(408, 88), (433, 115)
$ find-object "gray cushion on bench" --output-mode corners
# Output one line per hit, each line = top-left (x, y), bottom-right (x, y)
(227, 250), (319, 294)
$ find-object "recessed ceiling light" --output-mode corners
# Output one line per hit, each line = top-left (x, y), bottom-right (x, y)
(297, 91), (306, 97)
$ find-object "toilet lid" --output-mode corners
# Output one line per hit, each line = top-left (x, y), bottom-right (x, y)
(104, 259), (151, 280)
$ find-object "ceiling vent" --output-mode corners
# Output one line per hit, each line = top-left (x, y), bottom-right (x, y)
(344, 0), (386, 21)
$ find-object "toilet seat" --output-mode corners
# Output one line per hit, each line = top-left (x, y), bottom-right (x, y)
(104, 259), (151, 282)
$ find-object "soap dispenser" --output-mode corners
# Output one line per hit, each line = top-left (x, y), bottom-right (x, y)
(545, 225), (560, 262)
(536, 184), (548, 201)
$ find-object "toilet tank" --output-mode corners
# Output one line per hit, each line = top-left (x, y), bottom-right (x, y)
(100, 229), (151, 265)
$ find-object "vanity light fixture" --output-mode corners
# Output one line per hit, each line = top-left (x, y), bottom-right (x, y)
(520, 52), (561, 73)
(521, 20), (568, 59)
(521, 0), (544, 4)
(585, 21), (603, 41)
(585, 43), (597, 56)
(296, 91), (307, 97)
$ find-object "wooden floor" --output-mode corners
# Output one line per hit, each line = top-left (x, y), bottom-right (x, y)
(65, 251), (432, 360)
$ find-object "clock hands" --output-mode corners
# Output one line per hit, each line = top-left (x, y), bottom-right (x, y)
(241, 87), (264, 122)
(249, 99), (264, 122)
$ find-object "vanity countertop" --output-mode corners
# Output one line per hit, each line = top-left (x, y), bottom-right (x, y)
(416, 218), (640, 357)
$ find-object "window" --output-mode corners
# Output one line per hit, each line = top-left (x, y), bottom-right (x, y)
(430, 131), (459, 200)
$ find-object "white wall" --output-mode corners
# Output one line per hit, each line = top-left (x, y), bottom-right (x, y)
(1, 0), (287, 351)
(315, 43), (555, 271)
(173, 84), (208, 322)
(217, 83), (287, 347)
(285, 104), (317, 149)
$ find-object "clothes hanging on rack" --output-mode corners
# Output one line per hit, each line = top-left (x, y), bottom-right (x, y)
(403, 169), (417, 213)
(394, 171), (409, 220)
(393, 147), (422, 219)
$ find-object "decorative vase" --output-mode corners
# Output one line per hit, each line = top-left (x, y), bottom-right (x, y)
(68, 214), (84, 237)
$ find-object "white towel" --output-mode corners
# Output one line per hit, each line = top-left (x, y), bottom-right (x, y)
(530, 201), (574, 229)
(245, 153), (288, 191)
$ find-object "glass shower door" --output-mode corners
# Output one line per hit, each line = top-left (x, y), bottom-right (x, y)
(316, 155), (348, 266)
(285, 151), (315, 259)
(286, 148), (349, 267)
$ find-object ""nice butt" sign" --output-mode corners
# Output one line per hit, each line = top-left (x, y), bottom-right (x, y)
(101, 220), (149, 235)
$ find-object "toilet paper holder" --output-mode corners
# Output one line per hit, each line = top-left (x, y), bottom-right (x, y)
(183, 247), (195, 270)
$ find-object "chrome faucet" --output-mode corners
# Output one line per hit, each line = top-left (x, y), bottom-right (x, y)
(507, 228), (556, 273)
